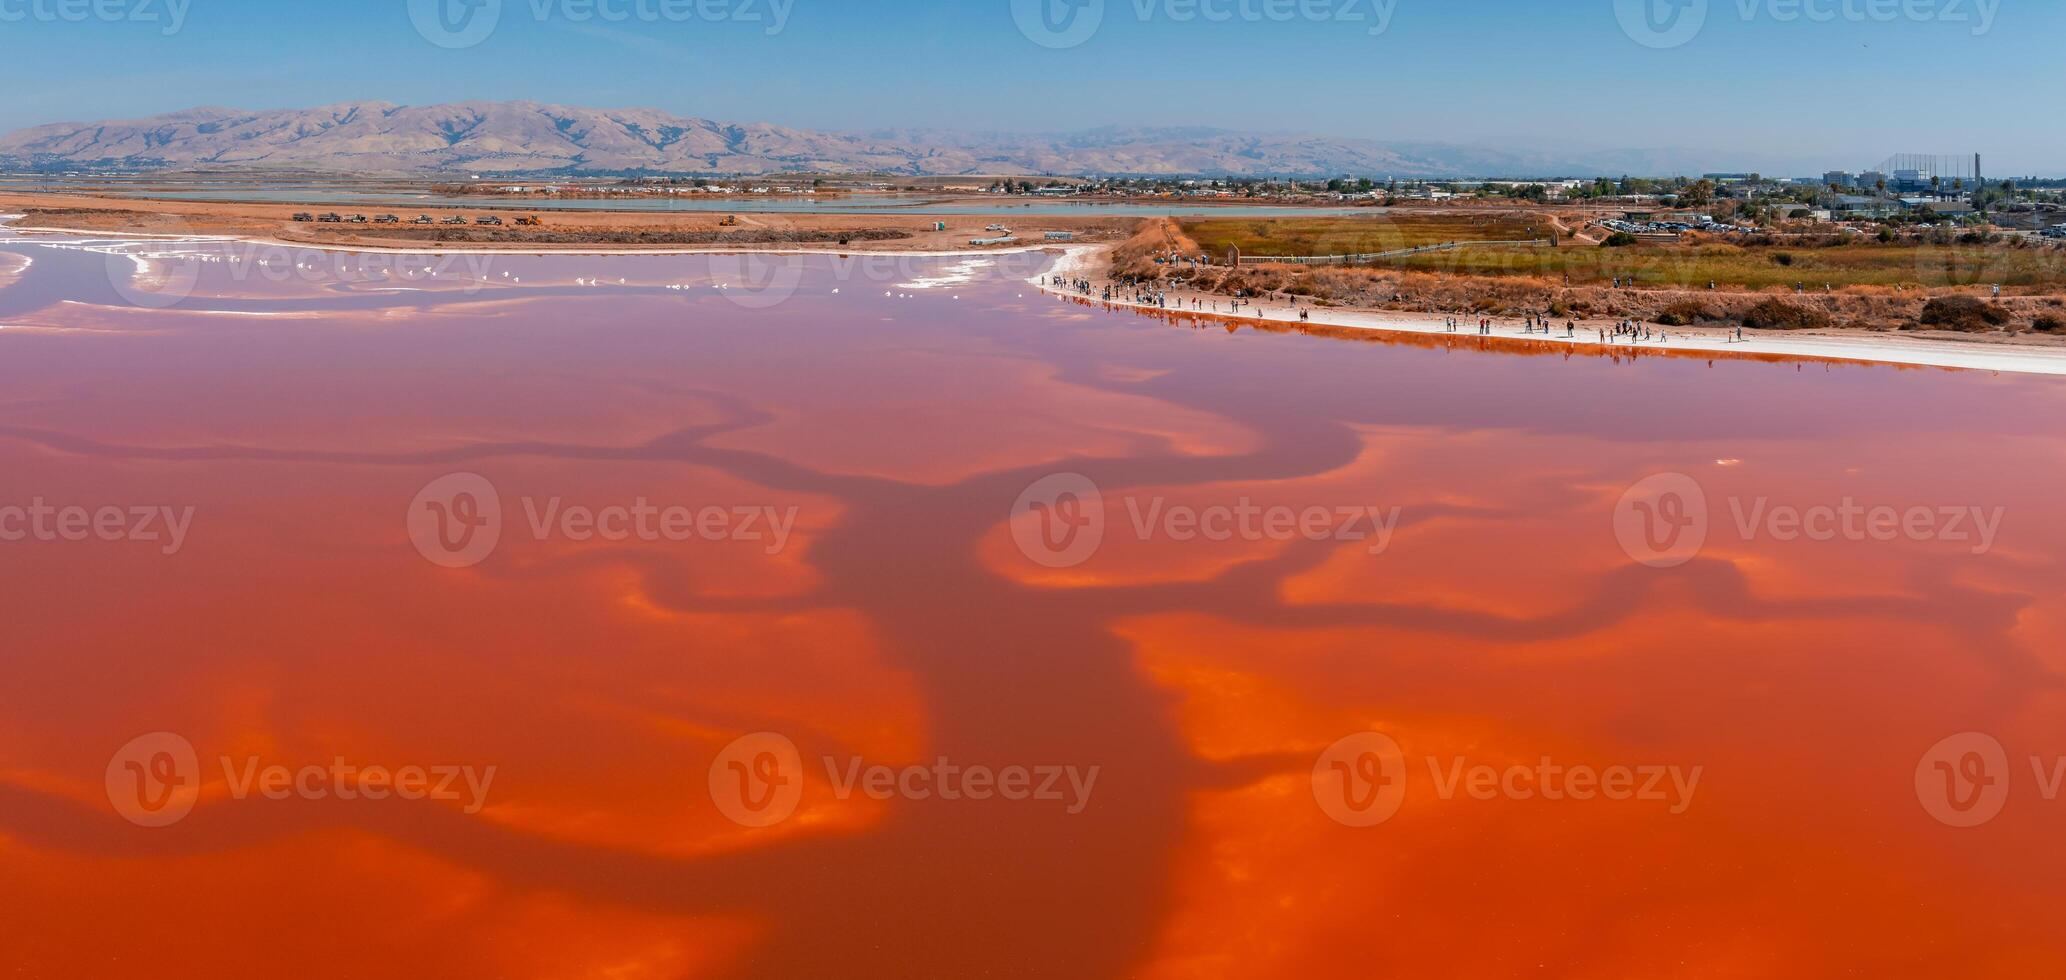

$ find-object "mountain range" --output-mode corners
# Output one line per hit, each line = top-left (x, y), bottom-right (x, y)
(0, 101), (1764, 178)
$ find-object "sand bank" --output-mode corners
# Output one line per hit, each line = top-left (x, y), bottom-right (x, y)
(1032, 246), (2066, 377)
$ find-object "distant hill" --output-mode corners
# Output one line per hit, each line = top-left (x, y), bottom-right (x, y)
(0, 101), (1752, 178)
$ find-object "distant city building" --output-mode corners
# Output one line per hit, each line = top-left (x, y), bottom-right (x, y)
(1832, 195), (1894, 216)
(1823, 170), (1856, 188)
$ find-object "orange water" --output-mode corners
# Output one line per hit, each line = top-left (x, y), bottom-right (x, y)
(2, 238), (2062, 978)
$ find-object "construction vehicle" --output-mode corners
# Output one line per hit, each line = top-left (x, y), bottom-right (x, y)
(373, 214), (400, 224)
(291, 212), (314, 222)
(513, 215), (542, 227)
(476, 215), (503, 226)
(345, 214), (368, 224)
(719, 215), (740, 227)
(441, 216), (469, 225)
(411, 215), (434, 224)
(317, 213), (343, 223)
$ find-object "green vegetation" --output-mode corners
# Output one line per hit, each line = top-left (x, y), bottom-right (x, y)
(1365, 240), (2066, 291)
(1182, 214), (1552, 258)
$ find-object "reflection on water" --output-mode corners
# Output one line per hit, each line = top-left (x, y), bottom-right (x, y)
(1, 229), (2063, 978)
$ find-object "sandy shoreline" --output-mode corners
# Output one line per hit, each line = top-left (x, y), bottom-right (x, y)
(1031, 245), (2066, 377)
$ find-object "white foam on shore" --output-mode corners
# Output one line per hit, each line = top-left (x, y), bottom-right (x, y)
(897, 257), (991, 290)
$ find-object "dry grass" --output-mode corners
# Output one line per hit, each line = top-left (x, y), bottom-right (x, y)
(1335, 238), (2066, 292)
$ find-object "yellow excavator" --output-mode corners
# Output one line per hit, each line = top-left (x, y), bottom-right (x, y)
(718, 215), (740, 227)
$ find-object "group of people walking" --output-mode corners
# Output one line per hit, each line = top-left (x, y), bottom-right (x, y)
(1044, 273), (1778, 352)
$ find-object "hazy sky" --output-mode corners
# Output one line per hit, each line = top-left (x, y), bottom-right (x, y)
(1, 0), (2059, 173)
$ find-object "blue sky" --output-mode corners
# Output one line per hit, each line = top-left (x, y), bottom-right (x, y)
(0, 0), (2058, 174)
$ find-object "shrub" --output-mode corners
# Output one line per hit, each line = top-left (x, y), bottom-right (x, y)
(1918, 295), (2011, 332)
(1655, 299), (1714, 326)
(2031, 312), (2065, 334)
(1771, 252), (1795, 267)
(1742, 298), (1832, 330)
(1603, 232), (1638, 247)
